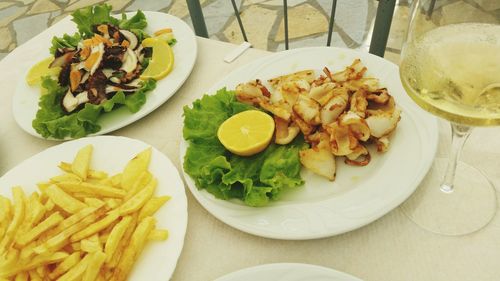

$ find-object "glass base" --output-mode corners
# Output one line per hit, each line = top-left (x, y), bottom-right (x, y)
(401, 158), (497, 236)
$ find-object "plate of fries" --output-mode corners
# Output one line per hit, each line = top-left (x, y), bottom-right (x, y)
(0, 136), (187, 280)
(180, 47), (438, 239)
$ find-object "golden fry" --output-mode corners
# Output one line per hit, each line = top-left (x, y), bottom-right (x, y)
(110, 173), (122, 187)
(28, 194), (46, 227)
(49, 205), (105, 235)
(35, 266), (48, 279)
(121, 148), (151, 190)
(48, 252), (82, 280)
(107, 216), (138, 268)
(33, 212), (101, 255)
(124, 171), (152, 201)
(71, 144), (93, 180)
(57, 253), (91, 281)
(1, 252), (68, 278)
(70, 211), (120, 242)
(14, 272), (28, 281)
(45, 184), (87, 214)
(0, 196), (12, 239)
(147, 229), (169, 241)
(43, 198), (55, 212)
(138, 195), (170, 221)
(119, 178), (157, 215)
(58, 161), (73, 173)
(82, 251), (106, 281)
(0, 248), (19, 273)
(84, 198), (105, 208)
(111, 217), (155, 281)
(104, 198), (121, 209)
(81, 234), (102, 253)
(57, 181), (125, 198)
(0, 187), (26, 256)
(28, 269), (42, 281)
(16, 212), (64, 247)
(88, 170), (108, 179)
(50, 173), (82, 183)
(104, 216), (133, 263)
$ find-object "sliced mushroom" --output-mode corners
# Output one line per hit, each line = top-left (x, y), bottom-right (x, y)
(80, 71), (89, 85)
(119, 30), (138, 50)
(102, 68), (114, 78)
(121, 48), (138, 74)
(62, 90), (89, 113)
(105, 84), (138, 94)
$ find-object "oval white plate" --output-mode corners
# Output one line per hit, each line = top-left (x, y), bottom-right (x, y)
(215, 263), (362, 281)
(0, 136), (188, 281)
(180, 47), (439, 240)
(12, 11), (197, 140)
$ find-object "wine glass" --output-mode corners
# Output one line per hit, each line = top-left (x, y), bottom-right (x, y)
(399, 0), (499, 235)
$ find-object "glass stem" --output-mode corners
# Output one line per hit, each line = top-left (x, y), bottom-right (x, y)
(440, 123), (472, 193)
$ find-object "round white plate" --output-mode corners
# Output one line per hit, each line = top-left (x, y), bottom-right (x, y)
(12, 11), (197, 140)
(0, 136), (188, 281)
(180, 47), (439, 240)
(214, 263), (362, 281)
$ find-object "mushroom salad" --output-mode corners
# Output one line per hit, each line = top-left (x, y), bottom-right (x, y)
(53, 24), (150, 113)
(31, 4), (174, 139)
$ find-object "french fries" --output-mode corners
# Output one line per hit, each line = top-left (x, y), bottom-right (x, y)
(0, 145), (170, 280)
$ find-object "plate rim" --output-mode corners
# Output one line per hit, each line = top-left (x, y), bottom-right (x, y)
(11, 11), (197, 141)
(180, 46), (439, 240)
(213, 262), (363, 281)
(0, 135), (188, 280)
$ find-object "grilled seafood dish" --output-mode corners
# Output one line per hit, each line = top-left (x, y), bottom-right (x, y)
(30, 4), (176, 139)
(235, 59), (401, 181)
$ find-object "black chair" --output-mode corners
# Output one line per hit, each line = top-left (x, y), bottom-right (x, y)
(186, 0), (397, 57)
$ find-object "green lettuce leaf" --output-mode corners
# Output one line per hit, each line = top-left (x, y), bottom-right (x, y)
(71, 4), (119, 38)
(183, 88), (307, 207)
(118, 10), (147, 30)
(32, 77), (156, 139)
(49, 33), (81, 55)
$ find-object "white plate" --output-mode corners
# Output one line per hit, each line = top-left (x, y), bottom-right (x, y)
(180, 47), (439, 240)
(0, 136), (188, 280)
(12, 11), (197, 140)
(214, 263), (362, 281)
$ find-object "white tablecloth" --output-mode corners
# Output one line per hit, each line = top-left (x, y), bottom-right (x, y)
(1, 37), (500, 281)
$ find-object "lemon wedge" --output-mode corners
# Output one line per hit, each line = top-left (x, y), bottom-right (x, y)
(140, 37), (174, 80)
(26, 57), (61, 86)
(217, 110), (275, 156)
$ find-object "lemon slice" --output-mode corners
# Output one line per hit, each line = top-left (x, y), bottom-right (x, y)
(26, 57), (61, 86)
(140, 37), (174, 80)
(217, 110), (275, 156)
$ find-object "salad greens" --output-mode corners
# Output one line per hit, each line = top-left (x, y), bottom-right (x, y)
(33, 77), (156, 139)
(49, 33), (81, 55)
(34, 4), (156, 139)
(183, 88), (308, 207)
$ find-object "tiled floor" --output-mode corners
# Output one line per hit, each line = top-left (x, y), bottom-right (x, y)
(0, 0), (499, 64)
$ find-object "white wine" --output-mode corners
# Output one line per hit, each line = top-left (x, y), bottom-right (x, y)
(400, 23), (500, 126)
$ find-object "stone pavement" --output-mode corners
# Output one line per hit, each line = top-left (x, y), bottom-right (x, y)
(0, 0), (499, 64)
